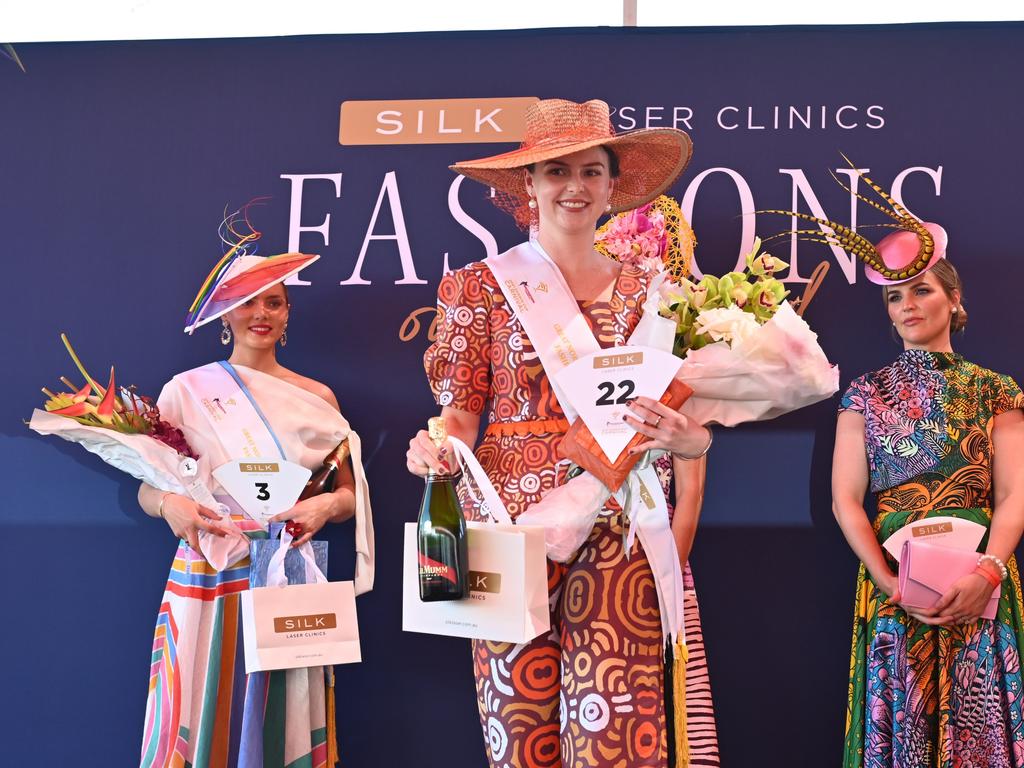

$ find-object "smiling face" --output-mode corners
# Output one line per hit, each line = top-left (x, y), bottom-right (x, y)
(223, 283), (289, 351)
(524, 146), (615, 236)
(885, 270), (960, 351)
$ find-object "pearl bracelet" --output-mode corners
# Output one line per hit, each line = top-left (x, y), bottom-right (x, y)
(977, 554), (1008, 581)
(673, 427), (713, 461)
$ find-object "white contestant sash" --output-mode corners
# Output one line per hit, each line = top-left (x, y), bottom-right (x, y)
(177, 362), (376, 594)
(174, 361), (287, 569)
(177, 361), (285, 462)
(484, 239), (685, 644)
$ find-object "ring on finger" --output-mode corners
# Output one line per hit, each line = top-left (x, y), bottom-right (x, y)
(652, 415), (663, 428)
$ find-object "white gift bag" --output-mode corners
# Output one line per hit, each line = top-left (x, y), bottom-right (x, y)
(402, 521), (550, 644)
(241, 528), (361, 673)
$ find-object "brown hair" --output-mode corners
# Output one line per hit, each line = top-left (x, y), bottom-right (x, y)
(883, 259), (967, 333)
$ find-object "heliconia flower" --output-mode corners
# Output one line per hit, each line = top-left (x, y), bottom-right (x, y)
(61, 333), (105, 397)
(37, 334), (199, 457)
(95, 367), (117, 424)
(47, 399), (97, 418)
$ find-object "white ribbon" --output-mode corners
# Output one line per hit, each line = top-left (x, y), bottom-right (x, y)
(347, 430), (375, 595)
(447, 436), (513, 526)
(266, 526), (327, 587)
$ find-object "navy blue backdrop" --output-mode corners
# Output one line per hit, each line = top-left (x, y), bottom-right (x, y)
(2, 22), (1022, 766)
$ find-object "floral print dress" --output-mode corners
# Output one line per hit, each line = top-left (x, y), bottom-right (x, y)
(840, 350), (1024, 767)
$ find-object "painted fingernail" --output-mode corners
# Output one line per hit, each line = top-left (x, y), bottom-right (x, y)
(622, 415), (629, 421)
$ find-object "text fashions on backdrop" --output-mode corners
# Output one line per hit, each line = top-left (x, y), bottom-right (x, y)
(140, 364), (350, 768)
(424, 260), (720, 768)
(841, 350), (1024, 767)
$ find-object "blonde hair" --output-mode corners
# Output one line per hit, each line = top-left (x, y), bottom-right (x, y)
(883, 259), (967, 333)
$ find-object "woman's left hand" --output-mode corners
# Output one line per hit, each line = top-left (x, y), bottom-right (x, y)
(270, 494), (338, 547)
(934, 573), (997, 625)
(624, 396), (711, 458)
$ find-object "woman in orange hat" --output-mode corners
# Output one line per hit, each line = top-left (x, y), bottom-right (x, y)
(135, 208), (373, 768)
(826, 178), (1024, 766)
(407, 99), (718, 768)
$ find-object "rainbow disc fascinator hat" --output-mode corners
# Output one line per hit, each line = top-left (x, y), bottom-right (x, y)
(761, 154), (945, 285)
(184, 203), (319, 334)
(450, 98), (693, 228)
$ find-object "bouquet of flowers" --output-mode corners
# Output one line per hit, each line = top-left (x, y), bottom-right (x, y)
(596, 198), (838, 427)
(29, 334), (200, 494)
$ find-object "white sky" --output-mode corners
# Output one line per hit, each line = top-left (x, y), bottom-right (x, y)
(1, 0), (1021, 42)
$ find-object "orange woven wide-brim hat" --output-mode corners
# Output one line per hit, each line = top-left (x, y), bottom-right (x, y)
(450, 99), (692, 221)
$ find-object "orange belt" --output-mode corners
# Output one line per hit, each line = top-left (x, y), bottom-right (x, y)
(485, 417), (571, 437)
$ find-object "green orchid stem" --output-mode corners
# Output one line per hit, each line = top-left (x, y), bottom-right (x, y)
(60, 333), (105, 397)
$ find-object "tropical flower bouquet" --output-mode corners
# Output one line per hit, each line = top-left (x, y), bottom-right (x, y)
(29, 334), (201, 494)
(596, 198), (838, 427)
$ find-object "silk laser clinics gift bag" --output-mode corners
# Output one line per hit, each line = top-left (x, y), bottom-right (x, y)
(402, 521), (549, 643)
(241, 528), (361, 673)
(403, 436), (549, 643)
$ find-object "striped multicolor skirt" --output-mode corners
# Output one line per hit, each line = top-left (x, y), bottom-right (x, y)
(139, 523), (338, 768)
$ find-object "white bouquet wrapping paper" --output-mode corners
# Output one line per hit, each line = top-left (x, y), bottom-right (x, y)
(678, 301), (839, 427)
(28, 408), (198, 494)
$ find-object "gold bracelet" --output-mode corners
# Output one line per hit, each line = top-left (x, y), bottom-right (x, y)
(157, 492), (173, 519)
(673, 427), (713, 461)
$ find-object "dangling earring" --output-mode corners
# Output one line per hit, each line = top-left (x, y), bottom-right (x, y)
(527, 197), (537, 210)
(279, 325), (288, 348)
(220, 321), (232, 346)
(605, 201), (612, 212)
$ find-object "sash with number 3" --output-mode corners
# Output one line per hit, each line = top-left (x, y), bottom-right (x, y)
(176, 361), (312, 569)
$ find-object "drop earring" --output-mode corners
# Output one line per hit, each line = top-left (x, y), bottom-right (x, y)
(279, 325), (288, 348)
(605, 202), (612, 212)
(221, 321), (232, 346)
(527, 197), (537, 210)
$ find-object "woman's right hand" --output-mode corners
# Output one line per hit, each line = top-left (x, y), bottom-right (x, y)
(874, 568), (952, 626)
(406, 430), (452, 478)
(159, 493), (236, 550)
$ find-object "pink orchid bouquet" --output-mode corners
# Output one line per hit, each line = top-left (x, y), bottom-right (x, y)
(595, 202), (668, 272)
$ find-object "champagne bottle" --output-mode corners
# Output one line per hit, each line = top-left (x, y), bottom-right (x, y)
(298, 439), (351, 500)
(417, 417), (468, 601)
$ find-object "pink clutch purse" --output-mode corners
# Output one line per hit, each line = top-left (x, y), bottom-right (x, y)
(898, 539), (999, 620)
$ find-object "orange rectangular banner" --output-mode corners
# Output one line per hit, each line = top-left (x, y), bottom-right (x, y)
(339, 97), (538, 145)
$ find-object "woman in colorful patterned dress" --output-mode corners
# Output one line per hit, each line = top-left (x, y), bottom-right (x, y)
(406, 99), (719, 767)
(833, 232), (1024, 766)
(135, 223), (372, 768)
